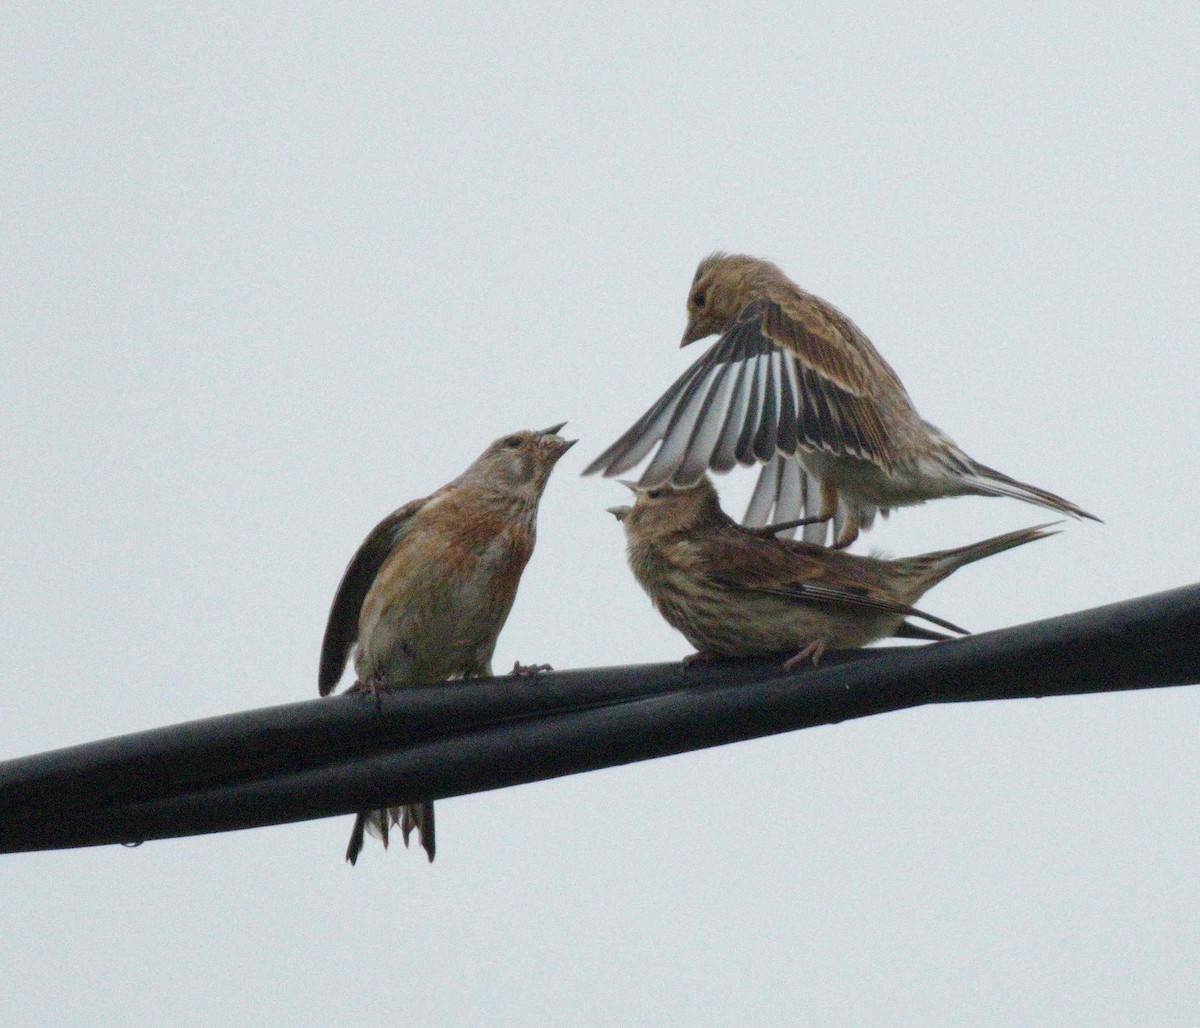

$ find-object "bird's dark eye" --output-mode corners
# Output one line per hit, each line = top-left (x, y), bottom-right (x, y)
(692, 289), (706, 308)
(503, 436), (522, 448)
(646, 489), (663, 499)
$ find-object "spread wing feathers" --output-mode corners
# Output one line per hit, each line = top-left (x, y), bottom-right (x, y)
(318, 496), (429, 696)
(757, 299), (897, 468)
(580, 329), (744, 479)
(582, 298), (900, 491)
(743, 453), (830, 544)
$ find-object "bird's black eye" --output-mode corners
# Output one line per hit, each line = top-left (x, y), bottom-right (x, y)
(503, 436), (522, 448)
(646, 489), (663, 499)
(692, 289), (706, 308)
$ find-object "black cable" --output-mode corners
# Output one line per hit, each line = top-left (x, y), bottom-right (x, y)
(1, 583), (1198, 854)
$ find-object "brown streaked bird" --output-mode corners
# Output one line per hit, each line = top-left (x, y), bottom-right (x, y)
(608, 477), (1056, 669)
(319, 424), (575, 864)
(584, 252), (1097, 548)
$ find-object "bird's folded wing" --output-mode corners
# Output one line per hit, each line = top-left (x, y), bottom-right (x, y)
(583, 297), (903, 491)
(715, 576), (968, 636)
(706, 536), (968, 636)
(318, 496), (430, 695)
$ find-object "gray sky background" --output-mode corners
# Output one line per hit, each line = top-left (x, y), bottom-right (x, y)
(3, 4), (1198, 1025)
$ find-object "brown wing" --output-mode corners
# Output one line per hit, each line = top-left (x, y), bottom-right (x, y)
(759, 288), (909, 468)
(582, 294), (911, 498)
(706, 530), (968, 636)
(318, 495), (430, 695)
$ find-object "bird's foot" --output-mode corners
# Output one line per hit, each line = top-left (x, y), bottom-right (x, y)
(783, 640), (827, 671)
(681, 651), (719, 670)
(348, 675), (389, 712)
(511, 660), (553, 679)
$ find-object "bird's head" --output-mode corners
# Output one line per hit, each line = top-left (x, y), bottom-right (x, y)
(681, 252), (779, 346)
(607, 475), (725, 540)
(467, 423), (576, 499)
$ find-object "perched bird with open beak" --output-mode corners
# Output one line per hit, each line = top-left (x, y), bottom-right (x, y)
(585, 252), (1097, 548)
(608, 477), (1055, 669)
(319, 424), (575, 864)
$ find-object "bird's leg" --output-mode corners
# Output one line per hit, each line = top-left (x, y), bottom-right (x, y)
(830, 505), (861, 550)
(348, 672), (389, 713)
(830, 525), (859, 549)
(511, 660), (553, 678)
(783, 639), (827, 670)
(752, 478), (841, 538)
(751, 514), (831, 537)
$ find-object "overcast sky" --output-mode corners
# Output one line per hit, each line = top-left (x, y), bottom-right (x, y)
(3, 4), (1198, 1025)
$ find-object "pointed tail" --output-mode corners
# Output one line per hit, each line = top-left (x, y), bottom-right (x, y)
(899, 523), (1061, 594)
(965, 461), (1100, 522)
(345, 803), (436, 865)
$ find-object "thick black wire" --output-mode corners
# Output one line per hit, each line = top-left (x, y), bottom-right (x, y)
(1, 583), (1198, 853)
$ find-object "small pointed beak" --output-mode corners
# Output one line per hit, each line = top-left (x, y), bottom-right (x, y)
(545, 437), (576, 459)
(680, 322), (707, 347)
(606, 505), (632, 522)
(537, 422), (576, 459)
(616, 479), (640, 494)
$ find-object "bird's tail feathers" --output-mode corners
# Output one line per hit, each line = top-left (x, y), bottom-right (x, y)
(399, 802), (436, 862)
(345, 802), (436, 865)
(901, 523), (1060, 592)
(966, 461), (1100, 522)
(892, 620), (957, 642)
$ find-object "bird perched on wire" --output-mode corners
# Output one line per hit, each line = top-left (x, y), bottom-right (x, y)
(584, 252), (1096, 548)
(608, 476), (1055, 669)
(319, 424), (575, 864)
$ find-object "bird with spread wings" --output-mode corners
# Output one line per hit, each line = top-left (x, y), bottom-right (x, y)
(584, 252), (1096, 548)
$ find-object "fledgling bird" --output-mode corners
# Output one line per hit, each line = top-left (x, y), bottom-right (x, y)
(585, 252), (1097, 548)
(609, 477), (1056, 669)
(319, 424), (575, 864)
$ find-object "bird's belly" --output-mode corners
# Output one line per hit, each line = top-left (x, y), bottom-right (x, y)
(656, 582), (897, 658)
(801, 450), (965, 507)
(356, 553), (511, 686)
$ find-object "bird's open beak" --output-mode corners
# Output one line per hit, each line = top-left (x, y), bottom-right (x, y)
(606, 505), (632, 522)
(538, 422), (576, 457)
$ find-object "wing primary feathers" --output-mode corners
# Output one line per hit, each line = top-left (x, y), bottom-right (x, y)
(752, 351), (780, 462)
(319, 504), (423, 695)
(776, 355), (799, 455)
(806, 366), (844, 452)
(772, 453), (804, 538)
(711, 357), (754, 472)
(638, 334), (743, 487)
(743, 452), (782, 527)
(675, 350), (739, 485)
(582, 340), (726, 477)
(734, 354), (765, 465)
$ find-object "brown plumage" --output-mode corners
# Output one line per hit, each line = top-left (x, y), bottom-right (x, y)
(585, 252), (1097, 548)
(320, 424), (575, 863)
(609, 477), (1056, 668)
